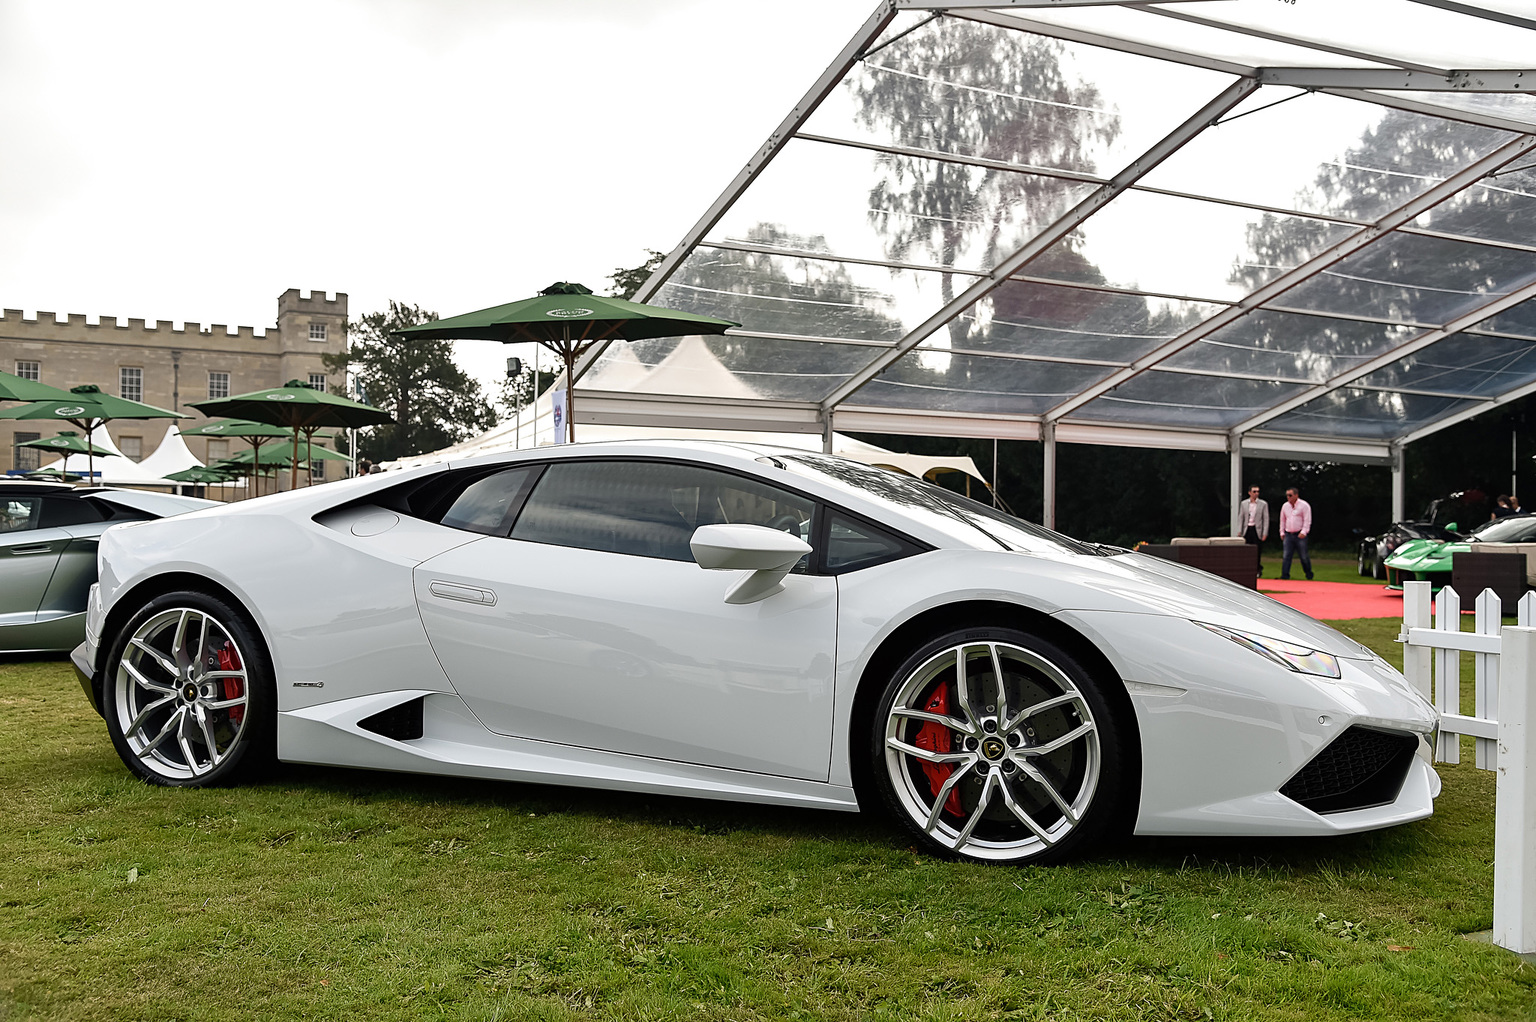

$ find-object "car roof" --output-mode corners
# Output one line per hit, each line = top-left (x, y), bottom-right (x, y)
(0, 479), (76, 496)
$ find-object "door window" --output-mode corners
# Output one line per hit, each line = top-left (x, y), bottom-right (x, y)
(0, 497), (42, 533)
(511, 460), (815, 564)
(824, 511), (920, 574)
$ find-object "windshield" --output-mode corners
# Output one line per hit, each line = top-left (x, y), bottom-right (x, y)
(781, 453), (1105, 556)
(1472, 514), (1536, 544)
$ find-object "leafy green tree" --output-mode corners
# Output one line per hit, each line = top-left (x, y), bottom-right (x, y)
(850, 16), (1120, 346)
(609, 250), (666, 301)
(323, 301), (498, 462)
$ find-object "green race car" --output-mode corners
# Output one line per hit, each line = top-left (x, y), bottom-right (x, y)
(1384, 512), (1536, 589)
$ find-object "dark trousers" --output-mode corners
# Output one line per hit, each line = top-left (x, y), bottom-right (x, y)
(1243, 525), (1262, 573)
(1281, 531), (1312, 579)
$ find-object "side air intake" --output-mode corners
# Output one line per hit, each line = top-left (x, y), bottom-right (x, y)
(1280, 726), (1418, 815)
(358, 697), (425, 742)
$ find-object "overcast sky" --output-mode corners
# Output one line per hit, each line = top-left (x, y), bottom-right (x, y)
(0, 0), (874, 389)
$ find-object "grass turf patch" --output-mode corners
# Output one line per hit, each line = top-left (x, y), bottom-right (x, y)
(0, 642), (1528, 1021)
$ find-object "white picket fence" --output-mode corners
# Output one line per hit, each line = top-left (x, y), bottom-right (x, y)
(1398, 579), (1536, 954)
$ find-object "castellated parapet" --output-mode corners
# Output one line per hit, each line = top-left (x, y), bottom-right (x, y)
(1, 289), (349, 474)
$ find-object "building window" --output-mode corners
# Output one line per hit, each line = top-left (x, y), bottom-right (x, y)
(310, 460), (327, 481)
(308, 372), (327, 392)
(13, 432), (41, 472)
(308, 322), (327, 342)
(207, 439), (229, 461)
(208, 372), (230, 399)
(14, 361), (39, 381)
(120, 367), (143, 403)
(120, 435), (142, 462)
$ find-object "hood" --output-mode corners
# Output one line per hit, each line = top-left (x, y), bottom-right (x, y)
(1060, 551), (1377, 660)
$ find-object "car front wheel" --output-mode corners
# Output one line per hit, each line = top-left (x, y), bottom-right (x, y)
(871, 627), (1128, 864)
(103, 591), (274, 787)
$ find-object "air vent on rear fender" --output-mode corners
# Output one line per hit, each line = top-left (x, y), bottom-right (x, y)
(1280, 726), (1418, 815)
(358, 697), (424, 742)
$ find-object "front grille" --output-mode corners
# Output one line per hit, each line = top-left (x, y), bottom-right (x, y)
(358, 697), (425, 742)
(1280, 726), (1418, 815)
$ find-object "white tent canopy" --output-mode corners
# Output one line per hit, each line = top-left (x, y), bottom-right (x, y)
(561, 0), (1536, 528)
(136, 423), (204, 480)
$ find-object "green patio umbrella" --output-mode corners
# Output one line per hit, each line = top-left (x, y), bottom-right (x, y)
(165, 465), (237, 483)
(393, 282), (738, 443)
(189, 381), (390, 490)
(0, 369), (75, 404)
(23, 467), (82, 482)
(0, 384), (187, 483)
(180, 419), (331, 497)
(17, 430), (113, 458)
(223, 444), (349, 467)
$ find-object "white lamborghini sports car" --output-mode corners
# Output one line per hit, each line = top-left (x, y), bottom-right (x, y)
(72, 441), (1439, 864)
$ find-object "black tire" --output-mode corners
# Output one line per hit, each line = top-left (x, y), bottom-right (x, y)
(103, 590), (275, 787)
(1372, 555), (1388, 581)
(1358, 545), (1371, 576)
(869, 626), (1129, 864)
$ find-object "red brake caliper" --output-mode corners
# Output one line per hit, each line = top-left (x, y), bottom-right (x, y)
(217, 642), (244, 725)
(912, 682), (964, 817)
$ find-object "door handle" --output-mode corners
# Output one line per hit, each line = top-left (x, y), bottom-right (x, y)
(8, 544), (54, 555)
(428, 580), (497, 606)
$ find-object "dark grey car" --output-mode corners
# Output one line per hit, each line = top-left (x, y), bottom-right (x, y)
(0, 481), (214, 652)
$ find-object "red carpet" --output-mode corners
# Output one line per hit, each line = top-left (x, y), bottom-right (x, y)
(1257, 578), (1403, 620)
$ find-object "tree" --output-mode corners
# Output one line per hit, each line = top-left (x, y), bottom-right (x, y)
(850, 16), (1120, 347)
(609, 250), (666, 301)
(322, 301), (498, 462)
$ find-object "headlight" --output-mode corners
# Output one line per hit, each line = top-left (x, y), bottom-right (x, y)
(1194, 622), (1341, 679)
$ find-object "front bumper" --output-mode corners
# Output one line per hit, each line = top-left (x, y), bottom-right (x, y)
(72, 583), (104, 717)
(1058, 610), (1439, 838)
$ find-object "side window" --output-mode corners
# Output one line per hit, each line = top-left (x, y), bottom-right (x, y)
(0, 497), (42, 534)
(511, 460), (815, 564)
(439, 467), (540, 536)
(40, 496), (107, 529)
(825, 511), (920, 574)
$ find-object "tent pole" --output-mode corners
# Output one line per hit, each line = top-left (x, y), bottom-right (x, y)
(1042, 422), (1056, 531)
(1230, 441), (1243, 538)
(1392, 444), (1406, 522)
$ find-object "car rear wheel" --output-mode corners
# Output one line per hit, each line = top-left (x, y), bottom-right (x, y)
(871, 627), (1128, 864)
(103, 591), (274, 787)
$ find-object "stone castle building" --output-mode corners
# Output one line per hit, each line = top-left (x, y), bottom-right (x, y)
(1, 289), (346, 474)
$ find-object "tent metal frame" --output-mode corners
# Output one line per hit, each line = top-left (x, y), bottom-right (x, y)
(568, 0), (1536, 528)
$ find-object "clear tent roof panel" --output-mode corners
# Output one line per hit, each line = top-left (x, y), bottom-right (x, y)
(1076, 371), (1311, 429)
(709, 137), (1100, 274)
(854, 353), (1116, 416)
(1375, 92), (1536, 131)
(1264, 387), (1479, 439)
(800, 14), (1236, 180)
(1410, 167), (1536, 247)
(936, 279), (1222, 363)
(581, 1), (1536, 458)
(1159, 310), (1420, 384)
(1275, 232), (1536, 326)
(1036, 189), (1359, 303)
(1476, 295), (1536, 339)
(1127, 1), (1536, 71)
(1136, 91), (1519, 224)
(1354, 332), (1536, 398)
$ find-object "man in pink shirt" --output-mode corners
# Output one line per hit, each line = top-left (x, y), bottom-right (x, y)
(1279, 487), (1313, 581)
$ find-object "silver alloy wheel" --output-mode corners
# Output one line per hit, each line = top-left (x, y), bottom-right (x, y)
(883, 641), (1100, 862)
(113, 607), (252, 782)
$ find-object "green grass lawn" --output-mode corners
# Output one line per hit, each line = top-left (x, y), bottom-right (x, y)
(1, 640), (1529, 1021)
(1264, 554), (1378, 586)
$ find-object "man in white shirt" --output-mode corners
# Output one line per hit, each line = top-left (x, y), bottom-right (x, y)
(1279, 487), (1314, 581)
(1236, 485), (1269, 577)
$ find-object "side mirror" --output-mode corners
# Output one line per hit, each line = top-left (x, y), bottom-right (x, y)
(691, 524), (811, 605)
(1446, 521), (1459, 533)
